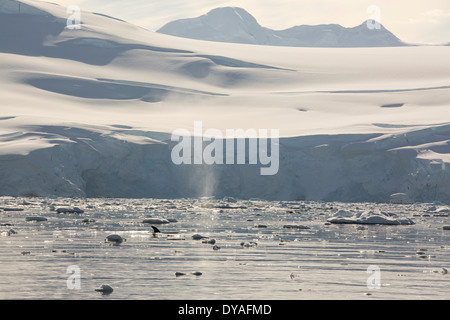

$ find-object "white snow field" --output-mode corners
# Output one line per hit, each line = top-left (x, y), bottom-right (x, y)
(0, 0), (450, 203)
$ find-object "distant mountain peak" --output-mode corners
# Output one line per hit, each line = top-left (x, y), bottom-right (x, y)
(208, 6), (252, 17)
(202, 7), (262, 30)
(158, 6), (267, 45)
(158, 7), (407, 47)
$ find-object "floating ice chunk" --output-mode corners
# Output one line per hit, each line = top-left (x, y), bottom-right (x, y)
(433, 207), (450, 216)
(390, 193), (412, 204)
(167, 234), (185, 240)
(432, 268), (445, 274)
(142, 218), (170, 224)
(327, 210), (414, 225)
(1, 229), (17, 236)
(56, 207), (84, 214)
(26, 216), (47, 222)
(240, 241), (258, 247)
(3, 208), (24, 212)
(106, 234), (124, 243)
(283, 225), (310, 230)
(223, 197), (237, 203)
(332, 210), (354, 218)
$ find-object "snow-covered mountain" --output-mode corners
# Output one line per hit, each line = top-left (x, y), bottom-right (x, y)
(157, 7), (406, 47)
(159, 7), (272, 46)
(1, 0), (449, 202)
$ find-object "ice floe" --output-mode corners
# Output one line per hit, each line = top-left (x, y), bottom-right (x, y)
(106, 234), (125, 244)
(142, 218), (170, 224)
(56, 207), (84, 214)
(25, 216), (47, 222)
(327, 210), (415, 225)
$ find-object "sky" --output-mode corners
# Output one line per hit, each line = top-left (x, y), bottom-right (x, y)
(48, 0), (450, 44)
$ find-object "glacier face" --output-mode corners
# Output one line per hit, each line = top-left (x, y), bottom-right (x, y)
(1, 123), (449, 203)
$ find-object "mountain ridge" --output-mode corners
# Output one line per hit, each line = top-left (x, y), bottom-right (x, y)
(157, 7), (407, 47)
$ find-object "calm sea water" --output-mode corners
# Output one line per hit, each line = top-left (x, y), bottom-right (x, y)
(0, 197), (449, 300)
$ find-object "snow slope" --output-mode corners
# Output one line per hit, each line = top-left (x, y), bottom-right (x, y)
(0, 0), (449, 202)
(157, 7), (406, 47)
